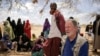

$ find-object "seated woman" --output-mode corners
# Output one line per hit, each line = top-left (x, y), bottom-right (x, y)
(1, 32), (12, 51)
(13, 33), (32, 52)
(32, 33), (46, 56)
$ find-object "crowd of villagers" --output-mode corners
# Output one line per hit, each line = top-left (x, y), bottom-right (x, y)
(0, 16), (50, 54)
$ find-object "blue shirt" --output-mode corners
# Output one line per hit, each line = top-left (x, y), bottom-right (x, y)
(62, 37), (88, 56)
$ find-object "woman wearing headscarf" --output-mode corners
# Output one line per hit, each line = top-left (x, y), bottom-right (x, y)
(2, 20), (15, 50)
(32, 32), (45, 56)
(24, 20), (31, 39)
(42, 18), (50, 38)
(11, 20), (17, 37)
(16, 18), (23, 37)
(3, 20), (15, 40)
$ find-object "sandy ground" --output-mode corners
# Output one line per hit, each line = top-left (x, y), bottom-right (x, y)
(31, 24), (43, 37)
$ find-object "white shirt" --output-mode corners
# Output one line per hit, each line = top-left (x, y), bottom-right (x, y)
(48, 15), (61, 38)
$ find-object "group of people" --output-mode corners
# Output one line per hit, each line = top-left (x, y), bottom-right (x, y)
(0, 2), (99, 56)
(42, 2), (88, 56)
(85, 14), (100, 52)
(0, 17), (32, 52)
(32, 2), (100, 56)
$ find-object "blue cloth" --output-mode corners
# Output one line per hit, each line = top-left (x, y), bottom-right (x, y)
(62, 37), (88, 56)
(1, 34), (12, 49)
(79, 42), (88, 56)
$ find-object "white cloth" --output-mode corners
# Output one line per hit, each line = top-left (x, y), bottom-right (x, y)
(48, 15), (61, 38)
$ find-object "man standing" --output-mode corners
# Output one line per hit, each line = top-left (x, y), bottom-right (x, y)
(61, 19), (89, 56)
(43, 2), (65, 56)
(92, 14), (100, 52)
